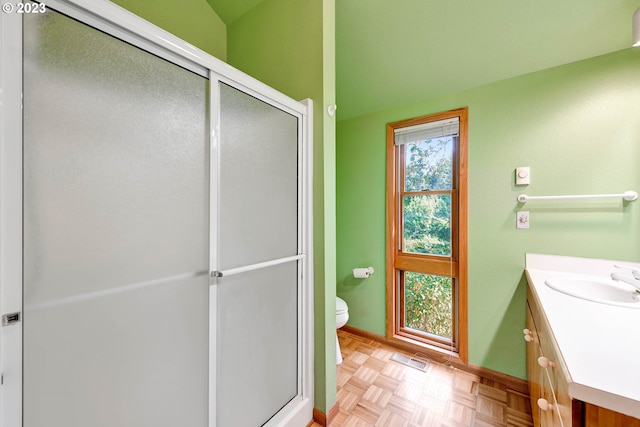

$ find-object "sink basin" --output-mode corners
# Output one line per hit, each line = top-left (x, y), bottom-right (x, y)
(544, 275), (640, 309)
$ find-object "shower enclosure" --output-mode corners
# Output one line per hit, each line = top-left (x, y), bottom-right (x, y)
(0, 1), (313, 426)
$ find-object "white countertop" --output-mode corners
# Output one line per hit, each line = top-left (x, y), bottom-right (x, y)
(525, 253), (640, 419)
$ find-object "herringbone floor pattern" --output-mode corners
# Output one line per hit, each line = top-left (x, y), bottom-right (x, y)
(313, 329), (533, 427)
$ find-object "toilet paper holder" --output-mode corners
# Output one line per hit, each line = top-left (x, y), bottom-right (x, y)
(353, 267), (374, 278)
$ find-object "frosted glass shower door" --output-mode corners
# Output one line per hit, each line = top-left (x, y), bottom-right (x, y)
(215, 83), (301, 426)
(23, 8), (209, 427)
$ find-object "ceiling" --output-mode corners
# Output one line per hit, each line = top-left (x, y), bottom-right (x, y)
(209, 0), (640, 120)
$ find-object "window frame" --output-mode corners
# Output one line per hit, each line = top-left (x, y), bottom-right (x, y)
(385, 107), (468, 362)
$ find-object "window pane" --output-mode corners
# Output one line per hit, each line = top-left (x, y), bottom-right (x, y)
(404, 272), (452, 339)
(402, 194), (451, 256)
(404, 137), (453, 191)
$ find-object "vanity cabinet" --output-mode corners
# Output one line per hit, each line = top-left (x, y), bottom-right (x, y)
(525, 286), (640, 427)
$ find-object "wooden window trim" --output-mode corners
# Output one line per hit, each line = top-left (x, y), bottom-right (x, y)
(385, 107), (468, 363)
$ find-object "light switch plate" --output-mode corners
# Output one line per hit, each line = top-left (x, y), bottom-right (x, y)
(517, 211), (530, 229)
(516, 167), (530, 186)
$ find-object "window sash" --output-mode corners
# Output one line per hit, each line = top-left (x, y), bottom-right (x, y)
(398, 271), (458, 349)
(399, 140), (458, 259)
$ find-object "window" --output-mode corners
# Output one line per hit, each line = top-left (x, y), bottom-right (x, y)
(386, 108), (468, 361)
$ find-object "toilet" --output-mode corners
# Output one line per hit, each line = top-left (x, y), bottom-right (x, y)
(336, 296), (349, 364)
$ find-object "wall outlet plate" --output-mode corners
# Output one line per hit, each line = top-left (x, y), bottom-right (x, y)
(517, 211), (530, 229)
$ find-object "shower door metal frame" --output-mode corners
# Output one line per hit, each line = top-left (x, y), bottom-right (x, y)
(0, 8), (24, 427)
(0, 1), (314, 426)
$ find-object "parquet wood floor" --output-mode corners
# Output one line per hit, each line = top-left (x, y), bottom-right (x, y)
(311, 329), (533, 427)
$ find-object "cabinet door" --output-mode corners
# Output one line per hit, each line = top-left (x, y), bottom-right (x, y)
(539, 372), (562, 427)
(527, 300), (565, 427)
(529, 292), (571, 427)
(554, 360), (572, 427)
(584, 403), (640, 427)
(526, 303), (544, 427)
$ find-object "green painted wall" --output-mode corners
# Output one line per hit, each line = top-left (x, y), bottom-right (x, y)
(110, 0), (227, 61)
(336, 48), (640, 379)
(226, 0), (337, 413)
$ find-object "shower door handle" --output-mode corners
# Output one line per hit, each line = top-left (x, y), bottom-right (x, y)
(211, 254), (306, 280)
